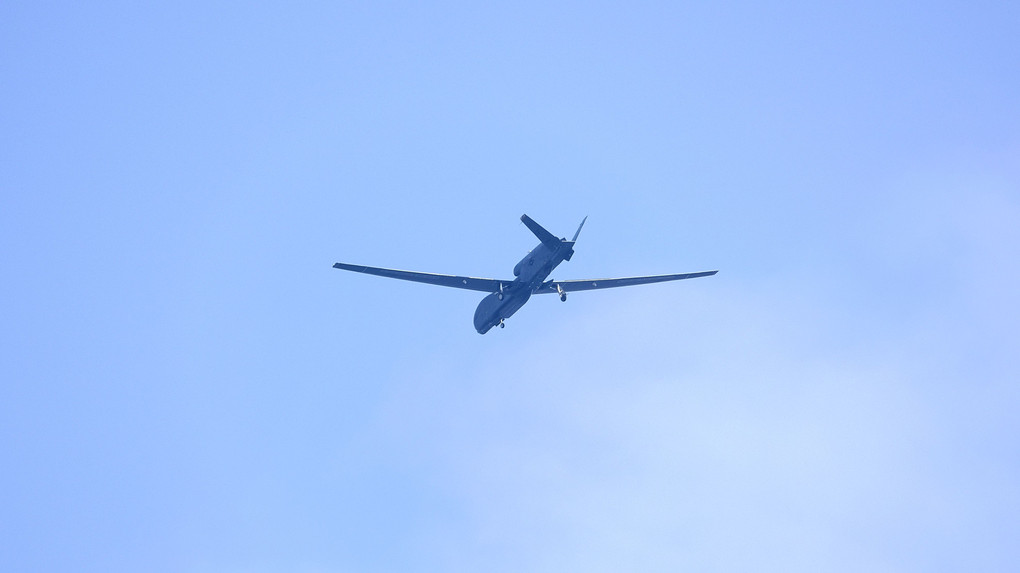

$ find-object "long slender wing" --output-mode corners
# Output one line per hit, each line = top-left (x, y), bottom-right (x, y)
(535, 270), (718, 294)
(333, 262), (506, 292)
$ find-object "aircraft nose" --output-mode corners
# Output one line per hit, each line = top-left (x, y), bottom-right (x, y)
(474, 292), (501, 334)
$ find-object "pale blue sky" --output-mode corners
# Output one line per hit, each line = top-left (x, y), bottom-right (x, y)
(2, 2), (1018, 572)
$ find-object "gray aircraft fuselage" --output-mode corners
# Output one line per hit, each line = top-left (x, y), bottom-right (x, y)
(473, 237), (576, 334)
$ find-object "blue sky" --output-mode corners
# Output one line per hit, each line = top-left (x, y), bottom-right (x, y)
(2, 2), (1018, 571)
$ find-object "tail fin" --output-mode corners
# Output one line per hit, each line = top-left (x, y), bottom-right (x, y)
(521, 214), (560, 248)
(571, 216), (587, 241)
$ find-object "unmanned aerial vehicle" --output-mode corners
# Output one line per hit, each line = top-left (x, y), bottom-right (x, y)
(333, 214), (717, 334)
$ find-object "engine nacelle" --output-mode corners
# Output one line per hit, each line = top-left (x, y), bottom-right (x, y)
(513, 262), (522, 276)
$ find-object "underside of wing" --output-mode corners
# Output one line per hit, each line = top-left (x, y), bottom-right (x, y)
(536, 270), (718, 293)
(333, 262), (506, 292)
